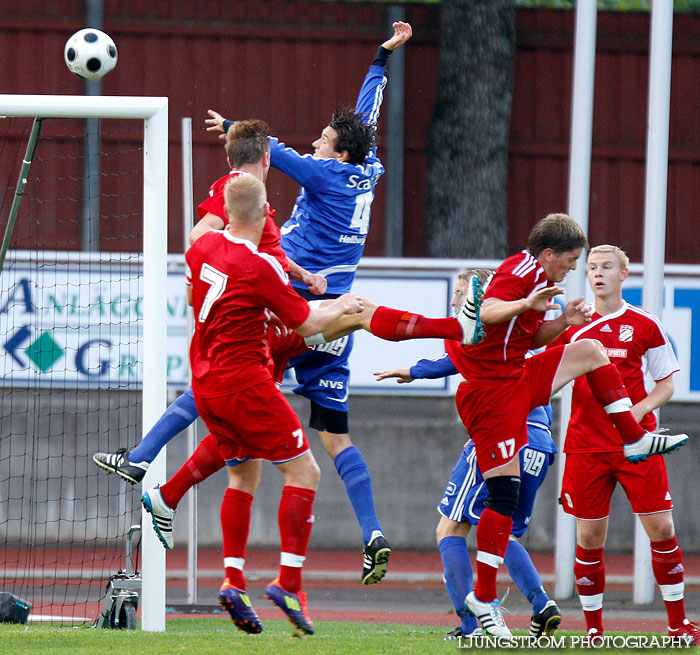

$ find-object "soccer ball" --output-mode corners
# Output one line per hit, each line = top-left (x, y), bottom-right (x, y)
(64, 28), (118, 81)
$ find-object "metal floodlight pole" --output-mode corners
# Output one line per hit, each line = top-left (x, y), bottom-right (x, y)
(181, 117), (199, 606)
(635, 0), (674, 606)
(81, 0), (104, 252)
(554, 0), (597, 601)
(384, 3), (406, 257)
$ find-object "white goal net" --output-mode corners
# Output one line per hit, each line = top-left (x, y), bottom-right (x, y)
(0, 96), (167, 629)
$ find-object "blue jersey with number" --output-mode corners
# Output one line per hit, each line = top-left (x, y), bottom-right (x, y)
(275, 64), (387, 294)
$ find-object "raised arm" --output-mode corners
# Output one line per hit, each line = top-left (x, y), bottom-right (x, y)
(382, 21), (413, 52)
(205, 109), (227, 140)
(203, 24), (412, 139)
(355, 22), (413, 130)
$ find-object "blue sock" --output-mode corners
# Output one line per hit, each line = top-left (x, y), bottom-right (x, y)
(128, 387), (199, 464)
(438, 536), (479, 635)
(333, 446), (382, 544)
(504, 539), (549, 614)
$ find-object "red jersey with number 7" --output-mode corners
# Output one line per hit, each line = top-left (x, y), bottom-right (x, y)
(185, 230), (310, 398)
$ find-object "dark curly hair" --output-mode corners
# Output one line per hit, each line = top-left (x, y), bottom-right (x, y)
(329, 106), (376, 165)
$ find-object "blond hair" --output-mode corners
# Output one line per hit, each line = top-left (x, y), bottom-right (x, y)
(588, 244), (629, 269)
(458, 268), (492, 286)
(223, 174), (267, 225)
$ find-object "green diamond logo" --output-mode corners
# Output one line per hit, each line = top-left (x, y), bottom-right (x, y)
(25, 332), (64, 373)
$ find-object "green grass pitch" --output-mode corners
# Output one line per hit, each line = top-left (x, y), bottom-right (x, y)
(0, 619), (672, 655)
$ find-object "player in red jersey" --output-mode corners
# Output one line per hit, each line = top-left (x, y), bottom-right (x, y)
(182, 173), (364, 634)
(444, 214), (689, 637)
(550, 245), (699, 645)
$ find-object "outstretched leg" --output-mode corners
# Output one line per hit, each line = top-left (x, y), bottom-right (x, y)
(159, 432), (226, 509)
(140, 433), (232, 550)
(290, 339), (391, 585)
(505, 540), (561, 637)
(93, 387), (199, 483)
(323, 430), (391, 584)
(310, 273), (485, 346)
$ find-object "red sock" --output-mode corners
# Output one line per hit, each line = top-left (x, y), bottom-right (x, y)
(221, 488), (254, 590)
(651, 536), (686, 629)
(278, 486), (316, 594)
(586, 365), (645, 444)
(575, 545), (605, 632)
(473, 508), (512, 602)
(369, 306), (462, 342)
(159, 433), (225, 509)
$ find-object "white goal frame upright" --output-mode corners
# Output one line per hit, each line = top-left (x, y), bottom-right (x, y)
(0, 94), (168, 631)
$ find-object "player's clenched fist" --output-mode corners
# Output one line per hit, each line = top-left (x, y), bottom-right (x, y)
(337, 293), (365, 314)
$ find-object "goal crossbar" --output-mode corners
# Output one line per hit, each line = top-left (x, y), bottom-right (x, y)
(0, 94), (169, 632)
(0, 94), (167, 120)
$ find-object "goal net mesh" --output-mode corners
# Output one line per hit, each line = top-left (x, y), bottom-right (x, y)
(0, 116), (145, 624)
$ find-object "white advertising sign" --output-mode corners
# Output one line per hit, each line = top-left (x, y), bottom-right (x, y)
(1, 255), (699, 402)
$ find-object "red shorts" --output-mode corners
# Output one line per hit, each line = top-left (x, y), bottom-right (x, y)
(561, 451), (672, 520)
(455, 346), (564, 474)
(195, 379), (309, 465)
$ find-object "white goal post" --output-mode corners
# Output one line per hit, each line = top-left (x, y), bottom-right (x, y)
(0, 94), (168, 632)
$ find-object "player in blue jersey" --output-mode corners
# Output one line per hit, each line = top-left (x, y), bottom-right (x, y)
(375, 271), (561, 639)
(205, 20), (413, 584)
(95, 22), (414, 585)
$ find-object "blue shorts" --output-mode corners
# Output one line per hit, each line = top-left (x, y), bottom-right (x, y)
(437, 441), (554, 537)
(289, 332), (353, 413)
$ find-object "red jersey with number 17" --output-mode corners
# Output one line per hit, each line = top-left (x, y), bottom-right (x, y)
(551, 301), (679, 453)
(446, 251), (555, 382)
(196, 171), (289, 271)
(186, 230), (310, 398)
